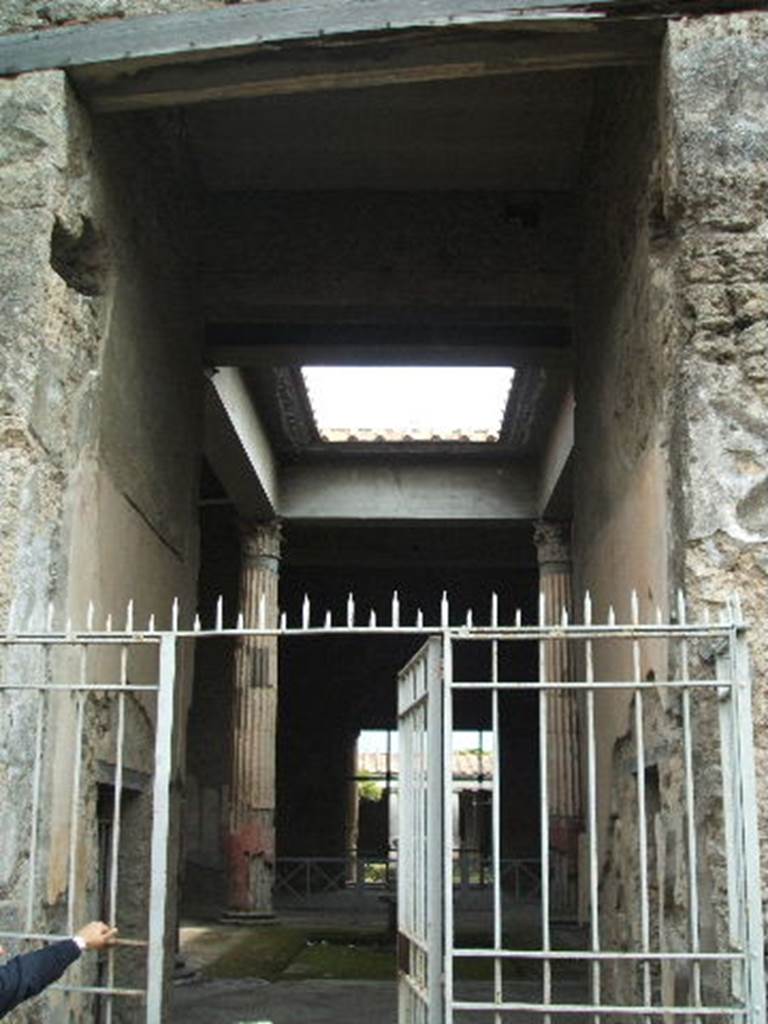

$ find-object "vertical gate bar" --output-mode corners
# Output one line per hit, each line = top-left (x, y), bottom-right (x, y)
(678, 594), (702, 1022)
(490, 597), (502, 1023)
(105, 642), (129, 1024)
(146, 635), (176, 1024)
(427, 638), (444, 1024)
(67, 645), (88, 937)
(631, 593), (652, 1021)
(730, 600), (767, 1024)
(538, 593), (551, 1024)
(584, 594), (601, 1024)
(716, 650), (745, 1005)
(26, 687), (45, 931)
(442, 632), (454, 1024)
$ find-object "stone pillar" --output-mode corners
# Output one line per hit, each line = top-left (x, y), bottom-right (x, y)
(345, 733), (360, 885)
(224, 521), (281, 921)
(533, 521), (582, 910)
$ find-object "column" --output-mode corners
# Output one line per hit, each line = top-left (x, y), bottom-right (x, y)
(533, 520), (582, 913)
(224, 520), (281, 921)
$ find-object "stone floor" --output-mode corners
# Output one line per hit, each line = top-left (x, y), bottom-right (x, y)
(171, 906), (589, 1023)
(171, 977), (589, 1023)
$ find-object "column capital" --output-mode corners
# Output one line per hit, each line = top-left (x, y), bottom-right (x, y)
(533, 520), (571, 570)
(240, 520), (282, 566)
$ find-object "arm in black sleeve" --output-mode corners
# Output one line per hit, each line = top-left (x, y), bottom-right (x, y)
(0, 940), (81, 1017)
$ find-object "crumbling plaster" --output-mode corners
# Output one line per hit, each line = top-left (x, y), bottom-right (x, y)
(573, 10), (768, 1003)
(0, 67), (203, 1021)
(0, 0), (223, 35)
(666, 13), (768, 873)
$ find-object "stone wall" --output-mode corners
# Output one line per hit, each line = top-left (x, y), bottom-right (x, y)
(574, 11), (768, 1005)
(667, 7), (768, 908)
(0, 71), (203, 1020)
(0, 0), (222, 35)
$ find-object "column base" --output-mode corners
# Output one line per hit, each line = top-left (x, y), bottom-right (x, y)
(220, 909), (277, 925)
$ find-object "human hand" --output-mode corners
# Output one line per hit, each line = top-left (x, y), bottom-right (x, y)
(76, 921), (118, 951)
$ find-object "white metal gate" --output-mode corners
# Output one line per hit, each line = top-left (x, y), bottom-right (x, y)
(0, 623), (176, 1023)
(1, 590), (764, 1023)
(397, 637), (445, 1024)
(432, 594), (765, 1023)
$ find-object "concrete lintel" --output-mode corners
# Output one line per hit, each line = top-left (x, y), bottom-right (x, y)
(204, 368), (277, 519)
(537, 384), (574, 515)
(280, 462), (538, 521)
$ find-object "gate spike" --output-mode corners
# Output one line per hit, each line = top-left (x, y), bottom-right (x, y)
(607, 605), (616, 627)
(236, 609), (244, 630)
(171, 597), (180, 632)
(215, 595), (224, 632)
(279, 610), (287, 631)
(302, 594), (311, 630)
(347, 593), (355, 628)
(193, 612), (201, 632)
(369, 609), (377, 628)
(324, 610), (332, 629)
(465, 608), (474, 628)
(86, 601), (95, 631)
(148, 612), (156, 632)
(258, 592), (266, 630)
(126, 599), (134, 632)
(656, 604), (663, 625)
(416, 609), (424, 628)
(538, 591), (546, 626)
(561, 605), (569, 627)
(630, 589), (640, 625)
(583, 590), (593, 626)
(440, 591), (449, 627)
(515, 607), (522, 628)
(491, 593), (499, 628)
(104, 611), (112, 633)
(391, 591), (400, 628)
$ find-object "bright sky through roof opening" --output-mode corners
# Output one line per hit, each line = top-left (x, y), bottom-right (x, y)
(303, 366), (515, 441)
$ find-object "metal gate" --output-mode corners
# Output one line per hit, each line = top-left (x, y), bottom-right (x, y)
(1, 591), (764, 1023)
(0, 620), (176, 1023)
(397, 637), (445, 1024)
(435, 594), (766, 1023)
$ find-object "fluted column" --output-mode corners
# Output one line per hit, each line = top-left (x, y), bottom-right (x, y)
(534, 521), (582, 908)
(224, 520), (281, 920)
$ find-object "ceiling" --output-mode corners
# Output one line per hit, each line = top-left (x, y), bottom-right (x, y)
(183, 69), (595, 192)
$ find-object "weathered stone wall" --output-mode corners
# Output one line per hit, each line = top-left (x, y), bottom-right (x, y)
(666, 7), (768, 907)
(572, 55), (682, 1003)
(0, 71), (202, 1020)
(0, 0), (222, 35)
(574, 11), (768, 1005)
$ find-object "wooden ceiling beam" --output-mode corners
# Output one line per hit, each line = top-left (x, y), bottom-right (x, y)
(75, 26), (658, 112)
(0, 0), (760, 85)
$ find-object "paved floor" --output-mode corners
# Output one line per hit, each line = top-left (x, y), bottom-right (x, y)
(172, 978), (394, 1024)
(171, 977), (590, 1023)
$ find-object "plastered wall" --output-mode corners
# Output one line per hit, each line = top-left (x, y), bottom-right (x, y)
(0, 71), (203, 1020)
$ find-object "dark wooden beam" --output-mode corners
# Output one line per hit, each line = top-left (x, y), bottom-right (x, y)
(76, 26), (656, 112)
(204, 322), (572, 368)
(0, 0), (763, 80)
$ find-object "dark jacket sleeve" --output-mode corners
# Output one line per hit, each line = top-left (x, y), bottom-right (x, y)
(0, 940), (81, 1017)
